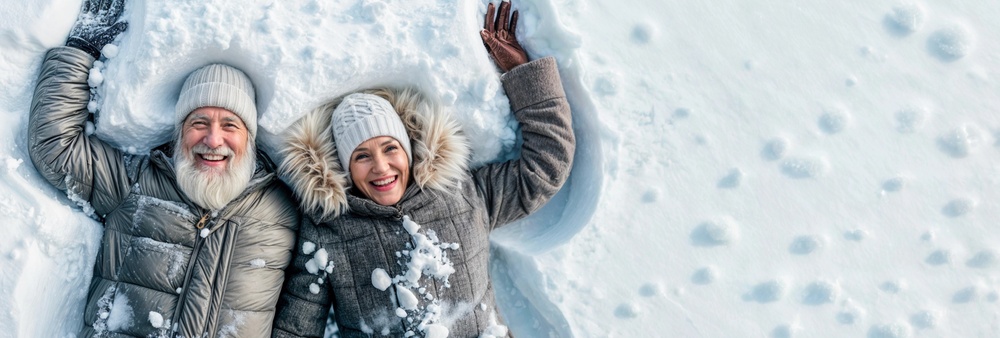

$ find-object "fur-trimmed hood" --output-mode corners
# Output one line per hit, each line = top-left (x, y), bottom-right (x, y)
(278, 88), (471, 220)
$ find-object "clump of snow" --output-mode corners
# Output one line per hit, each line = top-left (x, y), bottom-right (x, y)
(5, 157), (22, 172)
(249, 258), (266, 268)
(62, 175), (96, 218)
(402, 216), (421, 235)
(422, 324), (449, 338)
(88, 66), (104, 88)
(102, 44), (119, 58)
(302, 241), (316, 255)
(372, 268), (391, 291)
(396, 287), (419, 310)
(148, 311), (164, 328)
(374, 216), (459, 336)
(304, 247), (333, 275)
(313, 248), (328, 270)
(106, 293), (134, 332)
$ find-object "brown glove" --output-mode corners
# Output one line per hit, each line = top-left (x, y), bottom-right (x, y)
(480, 1), (528, 73)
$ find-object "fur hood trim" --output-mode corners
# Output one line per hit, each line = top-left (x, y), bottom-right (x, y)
(278, 87), (471, 219)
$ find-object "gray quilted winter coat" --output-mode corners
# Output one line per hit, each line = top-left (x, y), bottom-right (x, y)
(28, 47), (301, 338)
(271, 57), (574, 337)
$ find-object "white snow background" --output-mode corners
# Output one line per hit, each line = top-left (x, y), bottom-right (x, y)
(1, 0), (999, 337)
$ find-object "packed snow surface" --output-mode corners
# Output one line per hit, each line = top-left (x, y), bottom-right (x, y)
(1, 0), (999, 337)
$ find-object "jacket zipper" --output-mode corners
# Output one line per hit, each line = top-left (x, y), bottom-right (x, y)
(171, 209), (214, 335)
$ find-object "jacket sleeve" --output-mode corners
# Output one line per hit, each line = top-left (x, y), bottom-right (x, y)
(472, 56), (575, 229)
(273, 217), (333, 338)
(28, 46), (132, 216)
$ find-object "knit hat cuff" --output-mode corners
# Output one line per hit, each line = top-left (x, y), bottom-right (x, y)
(335, 113), (412, 173)
(175, 82), (258, 138)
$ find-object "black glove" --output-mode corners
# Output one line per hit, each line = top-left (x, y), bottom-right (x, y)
(66, 0), (129, 59)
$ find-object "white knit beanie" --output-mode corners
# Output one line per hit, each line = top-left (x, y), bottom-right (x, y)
(175, 64), (258, 140)
(331, 93), (412, 175)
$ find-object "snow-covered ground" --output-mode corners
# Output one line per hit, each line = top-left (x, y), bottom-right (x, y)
(2, 0), (999, 337)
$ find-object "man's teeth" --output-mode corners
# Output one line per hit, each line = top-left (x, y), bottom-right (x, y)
(373, 177), (395, 186)
(201, 154), (226, 161)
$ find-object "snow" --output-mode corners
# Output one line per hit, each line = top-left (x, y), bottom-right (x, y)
(372, 268), (392, 291)
(478, 311), (509, 338)
(249, 258), (267, 268)
(148, 311), (163, 328)
(302, 241), (316, 255)
(305, 247), (332, 275)
(423, 324), (449, 338)
(372, 216), (460, 336)
(1, 0), (999, 337)
(106, 293), (134, 332)
(396, 287), (419, 311)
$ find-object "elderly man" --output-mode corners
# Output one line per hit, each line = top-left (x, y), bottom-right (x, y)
(27, 1), (299, 337)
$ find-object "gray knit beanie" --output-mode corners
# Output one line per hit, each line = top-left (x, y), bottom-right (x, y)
(175, 64), (258, 140)
(331, 93), (412, 175)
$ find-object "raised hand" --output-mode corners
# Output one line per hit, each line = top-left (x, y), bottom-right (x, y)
(66, 0), (129, 59)
(480, 1), (528, 72)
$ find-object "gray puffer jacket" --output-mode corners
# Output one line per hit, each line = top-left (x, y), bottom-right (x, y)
(272, 57), (574, 337)
(28, 47), (301, 338)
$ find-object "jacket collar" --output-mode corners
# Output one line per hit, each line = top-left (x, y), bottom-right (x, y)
(279, 88), (471, 220)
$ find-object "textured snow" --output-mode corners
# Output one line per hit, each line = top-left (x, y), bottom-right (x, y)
(2, 0), (999, 337)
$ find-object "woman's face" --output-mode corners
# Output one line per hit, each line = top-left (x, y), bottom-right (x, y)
(349, 136), (411, 206)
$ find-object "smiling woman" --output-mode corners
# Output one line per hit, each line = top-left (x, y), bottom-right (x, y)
(348, 136), (412, 206)
(272, 4), (575, 336)
(331, 92), (415, 207)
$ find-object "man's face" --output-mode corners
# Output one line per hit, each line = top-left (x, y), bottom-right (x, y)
(179, 107), (249, 175)
(174, 107), (255, 210)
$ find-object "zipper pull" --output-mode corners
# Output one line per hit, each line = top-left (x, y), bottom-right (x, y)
(195, 212), (210, 229)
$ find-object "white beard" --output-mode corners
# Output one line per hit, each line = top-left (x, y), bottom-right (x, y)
(173, 141), (256, 210)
